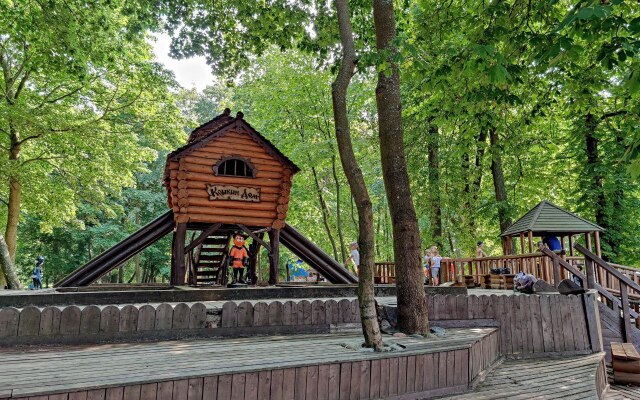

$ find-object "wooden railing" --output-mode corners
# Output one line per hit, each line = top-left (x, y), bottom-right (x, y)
(376, 253), (639, 292)
(542, 245), (640, 343)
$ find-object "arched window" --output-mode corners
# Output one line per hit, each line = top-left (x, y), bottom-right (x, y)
(215, 157), (255, 178)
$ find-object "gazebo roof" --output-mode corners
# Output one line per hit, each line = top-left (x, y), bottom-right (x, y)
(500, 200), (604, 237)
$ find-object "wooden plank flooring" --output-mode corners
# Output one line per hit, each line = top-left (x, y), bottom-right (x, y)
(444, 354), (604, 400)
(0, 328), (495, 398)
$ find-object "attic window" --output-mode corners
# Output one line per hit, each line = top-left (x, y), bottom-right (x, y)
(215, 157), (255, 178)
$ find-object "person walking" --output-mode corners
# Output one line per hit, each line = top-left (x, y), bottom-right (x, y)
(32, 256), (44, 290)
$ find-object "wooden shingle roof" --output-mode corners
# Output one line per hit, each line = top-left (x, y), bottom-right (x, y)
(500, 200), (604, 237)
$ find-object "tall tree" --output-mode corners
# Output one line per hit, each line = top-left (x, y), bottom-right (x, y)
(332, 0), (383, 350)
(373, 0), (429, 334)
(0, 0), (182, 287)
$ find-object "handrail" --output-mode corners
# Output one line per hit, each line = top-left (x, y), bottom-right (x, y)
(540, 247), (635, 317)
(574, 244), (640, 294)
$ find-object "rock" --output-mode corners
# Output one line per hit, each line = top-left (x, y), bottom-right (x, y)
(430, 326), (446, 337)
(393, 332), (407, 338)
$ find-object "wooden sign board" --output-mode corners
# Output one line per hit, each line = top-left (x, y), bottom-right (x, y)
(206, 184), (261, 202)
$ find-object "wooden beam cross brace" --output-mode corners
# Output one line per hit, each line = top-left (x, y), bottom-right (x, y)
(237, 224), (271, 250)
(184, 223), (222, 254)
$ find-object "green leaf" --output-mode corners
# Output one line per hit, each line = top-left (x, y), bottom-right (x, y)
(577, 7), (594, 20)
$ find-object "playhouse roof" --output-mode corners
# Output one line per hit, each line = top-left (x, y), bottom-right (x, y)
(500, 200), (604, 237)
(166, 108), (300, 173)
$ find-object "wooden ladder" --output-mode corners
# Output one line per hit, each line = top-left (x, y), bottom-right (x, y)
(194, 234), (230, 286)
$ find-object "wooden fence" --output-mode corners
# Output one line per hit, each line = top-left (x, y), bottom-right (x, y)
(0, 293), (600, 357)
(426, 293), (597, 355)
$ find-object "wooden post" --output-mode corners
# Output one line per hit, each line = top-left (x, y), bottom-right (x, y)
(586, 232), (592, 251)
(585, 257), (597, 290)
(268, 229), (281, 285)
(519, 233), (525, 255)
(569, 235), (575, 256)
(594, 231), (602, 258)
(620, 282), (632, 343)
(527, 231), (534, 253)
(248, 232), (263, 285)
(553, 255), (561, 288)
(171, 223), (187, 286)
(582, 291), (604, 352)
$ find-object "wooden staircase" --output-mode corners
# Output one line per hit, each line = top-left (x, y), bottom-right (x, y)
(192, 234), (231, 286)
(542, 245), (640, 363)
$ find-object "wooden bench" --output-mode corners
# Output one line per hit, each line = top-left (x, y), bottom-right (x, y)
(612, 342), (640, 384)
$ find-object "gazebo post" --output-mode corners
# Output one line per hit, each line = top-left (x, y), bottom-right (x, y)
(594, 231), (602, 258)
(585, 232), (592, 251)
(519, 233), (525, 254)
(560, 236), (565, 251)
(527, 231), (534, 253)
(569, 235), (574, 256)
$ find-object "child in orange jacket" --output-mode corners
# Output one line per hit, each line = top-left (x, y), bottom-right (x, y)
(230, 233), (249, 284)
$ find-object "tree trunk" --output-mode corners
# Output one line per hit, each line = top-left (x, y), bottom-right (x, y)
(0, 234), (21, 289)
(332, 0), (383, 350)
(331, 155), (347, 261)
(373, 0), (429, 335)
(489, 128), (512, 233)
(584, 114), (606, 227)
(3, 130), (23, 288)
(135, 254), (142, 283)
(311, 166), (340, 260)
(427, 124), (442, 248)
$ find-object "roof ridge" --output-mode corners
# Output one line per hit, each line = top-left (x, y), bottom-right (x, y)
(542, 200), (605, 231)
(527, 200), (546, 231)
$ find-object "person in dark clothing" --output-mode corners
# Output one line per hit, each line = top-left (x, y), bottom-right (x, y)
(542, 235), (562, 251)
(32, 256), (44, 289)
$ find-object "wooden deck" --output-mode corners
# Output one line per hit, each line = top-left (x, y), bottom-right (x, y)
(443, 353), (607, 400)
(0, 328), (499, 399)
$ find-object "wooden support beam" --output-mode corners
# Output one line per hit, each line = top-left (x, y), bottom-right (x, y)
(520, 233), (525, 255)
(569, 235), (575, 256)
(586, 232), (592, 251)
(171, 223), (187, 286)
(268, 229), (281, 285)
(621, 282), (632, 343)
(527, 231), (534, 253)
(594, 231), (602, 258)
(237, 224), (271, 250)
(184, 223), (222, 254)
(247, 232), (263, 285)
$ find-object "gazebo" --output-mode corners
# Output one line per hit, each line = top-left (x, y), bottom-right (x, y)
(500, 200), (604, 257)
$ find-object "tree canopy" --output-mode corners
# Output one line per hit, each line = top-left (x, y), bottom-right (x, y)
(1, 0), (639, 287)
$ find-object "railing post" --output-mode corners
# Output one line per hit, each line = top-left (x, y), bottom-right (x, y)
(585, 258), (597, 290)
(620, 282), (632, 343)
(553, 256), (561, 288)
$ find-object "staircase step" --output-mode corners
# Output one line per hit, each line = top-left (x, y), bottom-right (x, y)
(203, 238), (229, 245)
(196, 270), (219, 276)
(197, 277), (219, 283)
(199, 254), (224, 261)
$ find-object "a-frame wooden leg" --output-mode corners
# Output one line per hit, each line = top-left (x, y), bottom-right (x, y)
(248, 232), (263, 285)
(171, 222), (187, 286)
(268, 229), (280, 285)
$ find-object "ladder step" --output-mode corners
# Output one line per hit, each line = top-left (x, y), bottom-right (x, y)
(203, 238), (229, 245)
(199, 254), (224, 261)
(197, 277), (219, 282)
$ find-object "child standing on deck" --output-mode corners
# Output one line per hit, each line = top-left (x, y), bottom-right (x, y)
(345, 242), (360, 275)
(430, 247), (443, 286)
(424, 248), (433, 284)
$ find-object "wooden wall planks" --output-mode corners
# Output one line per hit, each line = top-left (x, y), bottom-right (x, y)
(18, 330), (501, 400)
(0, 294), (593, 358)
